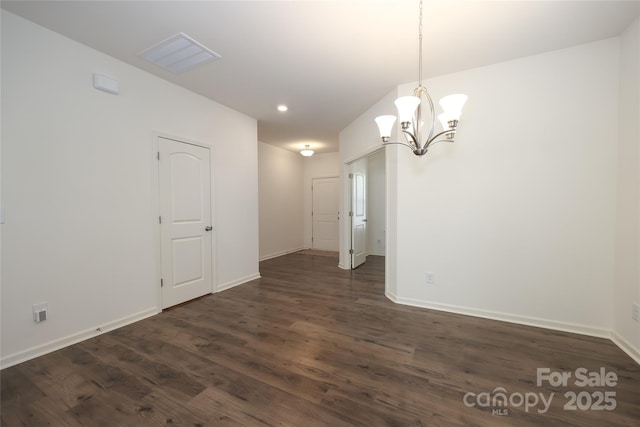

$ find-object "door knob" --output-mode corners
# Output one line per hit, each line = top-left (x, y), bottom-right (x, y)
(205, 226), (213, 231)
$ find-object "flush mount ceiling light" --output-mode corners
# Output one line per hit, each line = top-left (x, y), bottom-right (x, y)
(138, 32), (221, 74)
(277, 105), (288, 112)
(300, 145), (314, 157)
(375, 0), (468, 157)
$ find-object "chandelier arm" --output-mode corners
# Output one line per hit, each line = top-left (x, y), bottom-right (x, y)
(411, 112), (420, 146)
(425, 131), (457, 149)
(382, 141), (416, 151)
(412, 86), (437, 148)
(413, 103), (423, 149)
(425, 92), (437, 143)
(425, 139), (453, 149)
(401, 129), (419, 149)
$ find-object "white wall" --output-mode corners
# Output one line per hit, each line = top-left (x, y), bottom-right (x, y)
(1, 11), (259, 367)
(303, 152), (340, 249)
(258, 142), (304, 260)
(613, 17), (640, 359)
(393, 39), (619, 336)
(341, 37), (631, 346)
(367, 150), (386, 256)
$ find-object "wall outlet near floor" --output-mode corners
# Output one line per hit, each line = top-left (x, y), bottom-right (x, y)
(633, 303), (640, 322)
(425, 272), (434, 285)
(33, 303), (48, 323)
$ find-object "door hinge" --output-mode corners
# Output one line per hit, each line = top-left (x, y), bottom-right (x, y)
(157, 152), (160, 160)
(159, 216), (162, 224)
(349, 249), (354, 255)
(160, 278), (164, 287)
(349, 211), (353, 217)
(349, 173), (353, 179)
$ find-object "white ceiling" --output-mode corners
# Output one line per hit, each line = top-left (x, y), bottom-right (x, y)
(3, 0), (639, 154)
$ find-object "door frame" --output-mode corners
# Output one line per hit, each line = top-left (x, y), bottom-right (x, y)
(349, 162), (368, 269)
(152, 131), (217, 311)
(340, 147), (386, 270)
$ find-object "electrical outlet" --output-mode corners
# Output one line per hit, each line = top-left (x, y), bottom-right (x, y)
(425, 272), (434, 285)
(33, 303), (48, 323)
(633, 303), (640, 322)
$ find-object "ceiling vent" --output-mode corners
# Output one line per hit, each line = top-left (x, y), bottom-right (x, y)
(138, 32), (221, 74)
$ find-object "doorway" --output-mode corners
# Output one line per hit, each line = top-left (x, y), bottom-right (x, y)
(157, 136), (214, 309)
(350, 158), (368, 268)
(347, 149), (386, 269)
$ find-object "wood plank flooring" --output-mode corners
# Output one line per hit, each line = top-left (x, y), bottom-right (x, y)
(2, 254), (639, 426)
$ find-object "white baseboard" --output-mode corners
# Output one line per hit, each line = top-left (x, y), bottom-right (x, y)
(367, 250), (385, 257)
(259, 247), (306, 262)
(385, 291), (611, 339)
(5, 287), (635, 370)
(610, 331), (640, 365)
(216, 272), (261, 292)
(386, 291), (640, 366)
(1, 307), (158, 370)
(2, 272), (259, 370)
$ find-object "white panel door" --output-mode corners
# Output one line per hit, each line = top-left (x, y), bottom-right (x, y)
(312, 177), (339, 251)
(350, 158), (367, 269)
(158, 137), (213, 309)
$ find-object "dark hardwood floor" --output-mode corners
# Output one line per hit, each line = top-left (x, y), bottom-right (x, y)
(2, 254), (639, 426)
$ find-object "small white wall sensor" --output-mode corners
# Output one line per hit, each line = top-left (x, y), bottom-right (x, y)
(93, 73), (119, 95)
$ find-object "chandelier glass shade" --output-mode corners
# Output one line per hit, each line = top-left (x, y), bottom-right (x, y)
(375, 0), (468, 156)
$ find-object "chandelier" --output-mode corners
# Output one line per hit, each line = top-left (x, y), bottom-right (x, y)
(300, 145), (314, 157)
(375, 0), (468, 156)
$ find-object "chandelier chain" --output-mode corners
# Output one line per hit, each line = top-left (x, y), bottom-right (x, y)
(418, 0), (423, 86)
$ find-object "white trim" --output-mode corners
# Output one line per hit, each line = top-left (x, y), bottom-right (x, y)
(340, 162), (352, 270)
(385, 291), (611, 339)
(4, 289), (637, 369)
(611, 331), (640, 366)
(0, 308), (158, 370)
(343, 146), (385, 165)
(151, 132), (162, 311)
(216, 273), (261, 293)
(310, 175), (341, 180)
(387, 291), (640, 366)
(259, 247), (306, 262)
(367, 250), (385, 257)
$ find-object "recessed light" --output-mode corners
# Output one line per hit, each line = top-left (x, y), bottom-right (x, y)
(277, 105), (288, 112)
